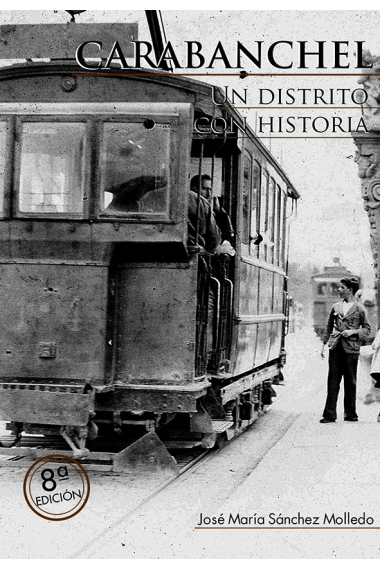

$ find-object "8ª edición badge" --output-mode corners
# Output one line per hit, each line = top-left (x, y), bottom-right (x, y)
(23, 454), (90, 521)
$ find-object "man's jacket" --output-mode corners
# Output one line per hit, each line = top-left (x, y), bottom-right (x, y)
(188, 191), (221, 252)
(323, 301), (371, 353)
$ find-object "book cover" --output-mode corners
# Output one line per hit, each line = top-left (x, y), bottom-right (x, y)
(0, 8), (377, 560)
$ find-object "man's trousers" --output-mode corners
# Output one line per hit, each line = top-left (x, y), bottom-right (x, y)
(322, 342), (359, 420)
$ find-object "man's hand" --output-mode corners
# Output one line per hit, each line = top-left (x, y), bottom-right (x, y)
(341, 329), (356, 338)
(214, 241), (236, 256)
(321, 344), (325, 359)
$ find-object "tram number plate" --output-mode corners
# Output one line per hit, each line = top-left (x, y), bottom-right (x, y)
(38, 342), (57, 359)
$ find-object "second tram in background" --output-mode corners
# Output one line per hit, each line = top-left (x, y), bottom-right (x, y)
(312, 259), (377, 343)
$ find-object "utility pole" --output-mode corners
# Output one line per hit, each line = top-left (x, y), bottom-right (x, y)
(145, 11), (171, 72)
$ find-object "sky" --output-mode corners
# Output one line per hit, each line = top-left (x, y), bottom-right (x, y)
(0, 9), (377, 286)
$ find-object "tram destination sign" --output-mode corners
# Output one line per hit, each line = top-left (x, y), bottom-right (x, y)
(0, 23), (137, 60)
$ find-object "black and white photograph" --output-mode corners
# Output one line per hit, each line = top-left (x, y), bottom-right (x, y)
(0, 6), (379, 560)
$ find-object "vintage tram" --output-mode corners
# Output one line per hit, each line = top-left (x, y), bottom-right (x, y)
(0, 21), (299, 470)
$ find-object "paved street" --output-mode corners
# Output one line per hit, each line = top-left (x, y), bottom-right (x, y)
(83, 327), (380, 559)
(1, 327), (380, 559)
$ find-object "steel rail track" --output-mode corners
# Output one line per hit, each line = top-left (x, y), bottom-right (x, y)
(0, 432), (219, 474)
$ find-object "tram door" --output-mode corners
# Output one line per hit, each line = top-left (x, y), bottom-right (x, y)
(190, 139), (236, 375)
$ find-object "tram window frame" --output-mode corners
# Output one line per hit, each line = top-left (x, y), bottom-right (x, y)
(330, 282), (340, 295)
(283, 191), (292, 268)
(13, 116), (91, 219)
(96, 114), (178, 222)
(266, 177), (275, 264)
(259, 171), (269, 261)
(317, 283), (328, 295)
(279, 187), (286, 268)
(274, 183), (282, 266)
(242, 150), (252, 252)
(249, 161), (261, 258)
(0, 117), (13, 219)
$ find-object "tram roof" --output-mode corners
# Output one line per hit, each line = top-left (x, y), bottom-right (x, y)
(312, 266), (358, 280)
(0, 58), (300, 201)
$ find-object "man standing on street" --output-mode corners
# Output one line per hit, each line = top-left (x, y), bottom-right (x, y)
(320, 277), (371, 423)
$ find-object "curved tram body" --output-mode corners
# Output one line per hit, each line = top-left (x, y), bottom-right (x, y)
(0, 50), (298, 469)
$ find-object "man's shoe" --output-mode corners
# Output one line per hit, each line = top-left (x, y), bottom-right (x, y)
(344, 417), (358, 422)
(319, 418), (336, 423)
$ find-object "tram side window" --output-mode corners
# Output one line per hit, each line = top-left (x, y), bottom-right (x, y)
(278, 188), (285, 267)
(242, 152), (252, 246)
(259, 171), (268, 260)
(101, 122), (169, 215)
(283, 191), (293, 268)
(0, 123), (6, 215)
(317, 283), (327, 295)
(266, 178), (275, 263)
(280, 190), (288, 268)
(18, 123), (86, 214)
(250, 162), (260, 256)
(330, 283), (339, 295)
(274, 184), (279, 265)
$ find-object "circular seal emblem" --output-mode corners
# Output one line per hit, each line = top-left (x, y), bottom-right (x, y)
(23, 454), (90, 521)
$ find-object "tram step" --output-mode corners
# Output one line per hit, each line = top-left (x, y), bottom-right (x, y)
(164, 440), (203, 449)
(211, 420), (235, 433)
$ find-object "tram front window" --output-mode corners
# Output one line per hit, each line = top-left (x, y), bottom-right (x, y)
(101, 122), (169, 215)
(18, 122), (86, 214)
(317, 283), (327, 295)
